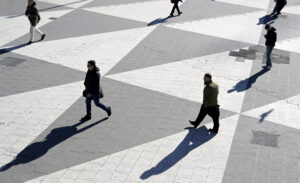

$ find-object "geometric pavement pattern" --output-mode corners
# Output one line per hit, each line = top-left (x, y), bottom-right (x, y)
(0, 0), (299, 182)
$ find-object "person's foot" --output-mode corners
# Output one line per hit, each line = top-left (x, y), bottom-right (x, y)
(107, 106), (112, 117)
(179, 12), (182, 15)
(170, 14), (174, 17)
(189, 120), (197, 128)
(27, 41), (32, 45)
(41, 34), (46, 41)
(277, 12), (282, 15)
(262, 65), (272, 69)
(209, 128), (218, 134)
(81, 115), (91, 121)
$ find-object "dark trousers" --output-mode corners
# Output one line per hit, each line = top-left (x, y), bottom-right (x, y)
(195, 105), (220, 131)
(273, 3), (286, 14)
(86, 94), (108, 116)
(170, 3), (180, 15)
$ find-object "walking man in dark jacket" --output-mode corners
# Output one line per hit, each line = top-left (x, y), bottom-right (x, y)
(263, 24), (277, 69)
(81, 60), (112, 121)
(25, 0), (45, 45)
(189, 73), (220, 134)
(272, 0), (287, 15)
(170, 0), (183, 16)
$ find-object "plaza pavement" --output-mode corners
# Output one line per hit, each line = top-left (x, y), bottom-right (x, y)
(0, 0), (300, 182)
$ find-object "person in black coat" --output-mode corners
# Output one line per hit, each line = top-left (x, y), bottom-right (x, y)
(272, 0), (287, 15)
(25, 0), (45, 44)
(81, 60), (111, 121)
(170, 0), (183, 16)
(263, 24), (277, 69)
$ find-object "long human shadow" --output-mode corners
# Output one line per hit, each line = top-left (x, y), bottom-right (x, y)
(140, 126), (216, 179)
(6, 0), (89, 19)
(0, 117), (108, 172)
(0, 43), (28, 55)
(260, 109), (274, 122)
(228, 68), (269, 93)
(257, 14), (277, 25)
(147, 15), (175, 26)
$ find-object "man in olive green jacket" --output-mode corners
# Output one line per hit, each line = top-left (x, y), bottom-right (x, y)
(25, 0), (45, 44)
(189, 73), (220, 134)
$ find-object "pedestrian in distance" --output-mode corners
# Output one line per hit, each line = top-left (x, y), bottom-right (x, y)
(271, 0), (287, 16)
(189, 73), (220, 134)
(25, 0), (46, 45)
(81, 60), (112, 121)
(170, 0), (183, 17)
(263, 24), (277, 70)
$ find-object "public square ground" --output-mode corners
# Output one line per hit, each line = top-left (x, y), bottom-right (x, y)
(0, 0), (300, 182)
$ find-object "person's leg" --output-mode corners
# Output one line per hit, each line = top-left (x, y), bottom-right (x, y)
(190, 105), (207, 128)
(208, 106), (220, 133)
(175, 3), (181, 15)
(272, 3), (278, 14)
(29, 25), (34, 42)
(34, 27), (43, 36)
(266, 46), (273, 67)
(92, 94), (109, 111)
(277, 3), (285, 14)
(85, 96), (92, 117)
(170, 3), (176, 16)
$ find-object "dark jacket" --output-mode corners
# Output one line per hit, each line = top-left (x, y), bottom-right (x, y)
(265, 27), (277, 46)
(203, 82), (219, 108)
(25, 2), (40, 26)
(84, 67), (101, 95)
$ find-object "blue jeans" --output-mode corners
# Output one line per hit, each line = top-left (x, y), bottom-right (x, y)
(266, 46), (274, 66)
(86, 94), (108, 116)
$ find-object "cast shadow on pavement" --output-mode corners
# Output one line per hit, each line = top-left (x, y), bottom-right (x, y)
(0, 43), (28, 55)
(140, 126), (216, 180)
(0, 117), (108, 172)
(147, 15), (176, 26)
(227, 68), (269, 93)
(257, 14), (277, 25)
(260, 109), (274, 122)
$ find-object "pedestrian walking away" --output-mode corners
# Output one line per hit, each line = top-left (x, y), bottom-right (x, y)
(25, 0), (46, 45)
(189, 73), (220, 134)
(81, 60), (112, 121)
(170, 0), (183, 17)
(271, 0), (287, 16)
(263, 24), (277, 70)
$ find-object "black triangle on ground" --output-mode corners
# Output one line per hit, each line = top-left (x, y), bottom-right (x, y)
(0, 77), (237, 182)
(107, 25), (251, 75)
(0, 51), (85, 97)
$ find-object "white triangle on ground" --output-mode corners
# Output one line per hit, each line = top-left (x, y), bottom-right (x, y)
(38, 0), (93, 9)
(25, 114), (240, 183)
(12, 26), (157, 75)
(0, 9), (73, 47)
(0, 81), (83, 166)
(84, 0), (180, 23)
(282, 5), (300, 15)
(242, 95), (300, 129)
(215, 0), (270, 10)
(166, 10), (266, 45)
(276, 37), (300, 54)
(106, 51), (253, 113)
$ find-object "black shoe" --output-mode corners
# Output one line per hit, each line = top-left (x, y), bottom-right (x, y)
(107, 106), (112, 117)
(189, 120), (198, 128)
(179, 12), (182, 15)
(209, 128), (218, 134)
(276, 12), (281, 15)
(27, 41), (32, 45)
(81, 115), (91, 121)
(170, 14), (174, 17)
(41, 34), (46, 41)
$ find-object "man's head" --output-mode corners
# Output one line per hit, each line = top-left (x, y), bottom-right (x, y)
(87, 60), (96, 71)
(204, 73), (212, 85)
(28, 0), (34, 6)
(265, 24), (271, 31)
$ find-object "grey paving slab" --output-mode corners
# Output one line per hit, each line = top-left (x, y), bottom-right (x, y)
(0, 51), (84, 97)
(0, 78), (236, 182)
(222, 114), (300, 183)
(107, 25), (250, 75)
(6, 9), (147, 45)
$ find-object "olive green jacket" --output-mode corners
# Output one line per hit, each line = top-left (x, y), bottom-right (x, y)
(203, 82), (219, 107)
(25, 2), (40, 26)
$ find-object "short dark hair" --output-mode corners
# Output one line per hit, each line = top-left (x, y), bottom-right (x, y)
(87, 60), (96, 67)
(265, 24), (271, 29)
(204, 73), (212, 79)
